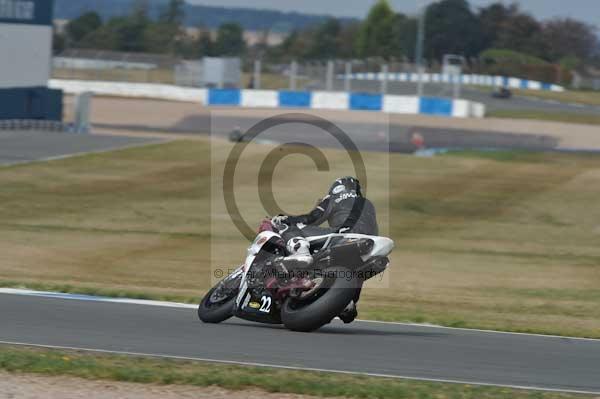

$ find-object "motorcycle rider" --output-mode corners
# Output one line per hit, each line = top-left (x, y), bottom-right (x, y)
(271, 176), (379, 324)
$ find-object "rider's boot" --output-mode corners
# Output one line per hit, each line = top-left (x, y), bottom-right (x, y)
(338, 300), (358, 324)
(273, 255), (313, 276)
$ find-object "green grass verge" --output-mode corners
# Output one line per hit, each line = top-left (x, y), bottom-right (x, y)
(0, 345), (592, 399)
(512, 89), (600, 107)
(487, 109), (600, 125)
(472, 86), (600, 107)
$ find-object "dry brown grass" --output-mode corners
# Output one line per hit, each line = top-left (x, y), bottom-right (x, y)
(512, 88), (600, 107)
(1, 140), (600, 337)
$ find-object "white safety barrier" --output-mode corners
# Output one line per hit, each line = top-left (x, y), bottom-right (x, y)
(51, 79), (486, 118)
(49, 79), (208, 103)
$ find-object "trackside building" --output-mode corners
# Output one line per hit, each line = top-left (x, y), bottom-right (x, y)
(0, 0), (62, 120)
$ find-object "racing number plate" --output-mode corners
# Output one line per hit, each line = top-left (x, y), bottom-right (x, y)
(245, 293), (273, 314)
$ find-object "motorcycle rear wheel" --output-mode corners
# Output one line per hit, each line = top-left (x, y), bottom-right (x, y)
(281, 267), (358, 332)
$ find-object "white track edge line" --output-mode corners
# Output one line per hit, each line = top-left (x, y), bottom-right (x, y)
(0, 288), (196, 309)
(0, 340), (598, 396)
(1, 288), (599, 342)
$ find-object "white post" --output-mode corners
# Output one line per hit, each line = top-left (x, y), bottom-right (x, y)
(453, 74), (462, 99)
(74, 92), (93, 134)
(344, 62), (351, 92)
(381, 64), (389, 94)
(290, 60), (297, 90)
(326, 60), (334, 91)
(253, 59), (261, 89)
(416, 0), (426, 97)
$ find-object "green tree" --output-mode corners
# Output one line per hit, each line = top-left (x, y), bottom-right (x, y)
(77, 26), (119, 50)
(478, 3), (518, 51)
(215, 22), (245, 56)
(390, 13), (416, 60)
(104, 0), (151, 52)
(493, 12), (543, 58)
(537, 18), (598, 63)
(65, 11), (102, 44)
(143, 22), (179, 53)
(424, 0), (483, 60)
(144, 0), (186, 54)
(356, 0), (395, 59)
(52, 31), (66, 53)
(196, 31), (215, 57)
(306, 18), (341, 59)
(160, 0), (185, 26)
(268, 30), (309, 61)
(337, 22), (360, 59)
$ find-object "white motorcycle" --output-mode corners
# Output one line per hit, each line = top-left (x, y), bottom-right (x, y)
(198, 220), (394, 332)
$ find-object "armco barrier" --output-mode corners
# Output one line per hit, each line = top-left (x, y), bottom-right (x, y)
(50, 80), (485, 118)
(339, 72), (565, 92)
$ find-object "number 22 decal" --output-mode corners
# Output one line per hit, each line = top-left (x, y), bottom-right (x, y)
(259, 295), (271, 313)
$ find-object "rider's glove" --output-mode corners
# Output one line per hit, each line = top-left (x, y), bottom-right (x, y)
(271, 215), (289, 226)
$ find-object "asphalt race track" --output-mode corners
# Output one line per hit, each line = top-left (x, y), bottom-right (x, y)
(96, 112), (559, 153)
(1, 292), (599, 394)
(0, 130), (164, 165)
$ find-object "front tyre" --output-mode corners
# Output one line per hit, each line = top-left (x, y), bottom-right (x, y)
(281, 267), (358, 332)
(198, 274), (240, 323)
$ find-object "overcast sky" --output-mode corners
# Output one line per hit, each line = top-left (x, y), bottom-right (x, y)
(187, 0), (599, 28)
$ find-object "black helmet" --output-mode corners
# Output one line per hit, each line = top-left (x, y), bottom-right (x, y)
(329, 176), (362, 197)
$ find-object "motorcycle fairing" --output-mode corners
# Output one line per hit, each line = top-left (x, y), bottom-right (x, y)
(234, 231), (284, 324)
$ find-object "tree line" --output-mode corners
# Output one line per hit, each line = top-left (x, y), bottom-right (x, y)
(277, 0), (599, 67)
(54, 0), (245, 58)
(55, 0), (599, 74)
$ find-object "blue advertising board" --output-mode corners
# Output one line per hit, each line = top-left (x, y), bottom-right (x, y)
(0, 0), (53, 26)
(0, 87), (63, 121)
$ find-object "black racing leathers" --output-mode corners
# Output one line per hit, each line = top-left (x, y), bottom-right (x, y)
(285, 192), (379, 236)
(282, 192), (378, 308)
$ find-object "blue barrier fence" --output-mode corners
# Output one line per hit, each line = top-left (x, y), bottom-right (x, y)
(206, 89), (459, 117)
(349, 93), (382, 111)
(419, 97), (453, 116)
(0, 87), (63, 121)
(207, 88), (240, 105)
(278, 91), (311, 108)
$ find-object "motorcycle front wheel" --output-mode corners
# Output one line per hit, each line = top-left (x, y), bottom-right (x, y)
(281, 267), (358, 332)
(197, 273), (241, 323)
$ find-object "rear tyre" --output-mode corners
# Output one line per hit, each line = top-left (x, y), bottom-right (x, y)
(281, 267), (358, 332)
(198, 275), (240, 323)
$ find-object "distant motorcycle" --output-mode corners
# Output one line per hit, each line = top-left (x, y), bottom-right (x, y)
(492, 87), (512, 99)
(198, 220), (394, 332)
